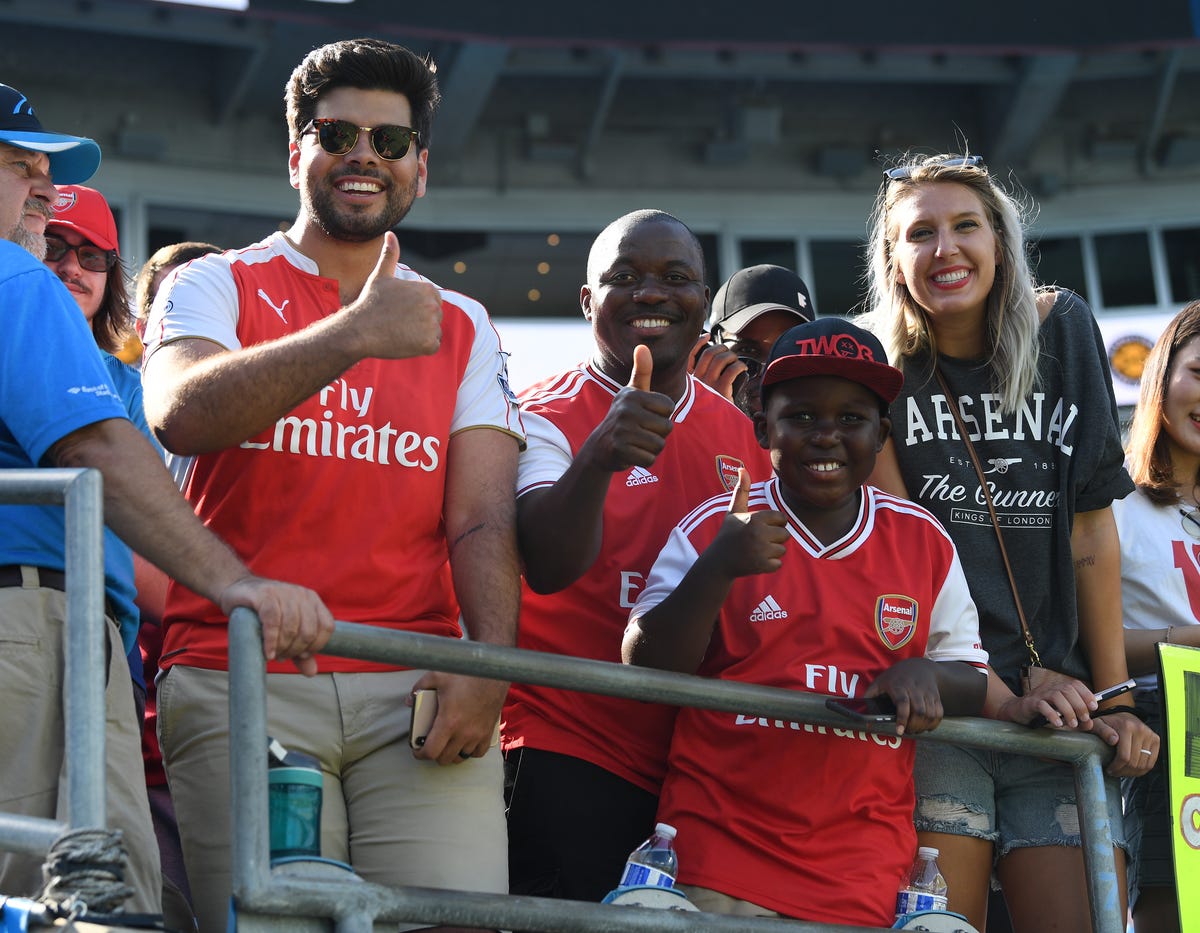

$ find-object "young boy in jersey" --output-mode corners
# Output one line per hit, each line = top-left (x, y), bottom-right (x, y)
(622, 317), (989, 927)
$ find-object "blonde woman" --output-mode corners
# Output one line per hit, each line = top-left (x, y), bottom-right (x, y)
(860, 152), (1158, 932)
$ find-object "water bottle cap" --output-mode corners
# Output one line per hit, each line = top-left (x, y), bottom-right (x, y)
(917, 846), (940, 859)
(654, 822), (677, 840)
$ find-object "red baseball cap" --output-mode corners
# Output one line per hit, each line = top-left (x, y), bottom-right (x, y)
(48, 185), (119, 254)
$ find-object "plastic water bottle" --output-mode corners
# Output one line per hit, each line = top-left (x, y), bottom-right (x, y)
(617, 822), (678, 889)
(894, 846), (948, 918)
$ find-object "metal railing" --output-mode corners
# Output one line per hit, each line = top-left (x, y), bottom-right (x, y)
(0, 469), (108, 858)
(228, 612), (1126, 933)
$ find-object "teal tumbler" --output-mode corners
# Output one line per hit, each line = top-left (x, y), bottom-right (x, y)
(267, 766), (323, 859)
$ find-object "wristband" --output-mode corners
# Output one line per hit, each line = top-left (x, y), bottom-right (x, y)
(1091, 706), (1147, 722)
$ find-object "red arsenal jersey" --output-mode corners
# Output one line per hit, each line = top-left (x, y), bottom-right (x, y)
(503, 364), (772, 792)
(143, 232), (523, 673)
(632, 479), (987, 924)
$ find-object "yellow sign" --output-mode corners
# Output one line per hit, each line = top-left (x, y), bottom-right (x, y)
(1159, 643), (1200, 932)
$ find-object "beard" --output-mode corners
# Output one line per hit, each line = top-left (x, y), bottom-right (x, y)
(7, 198), (50, 259)
(7, 221), (46, 260)
(304, 171), (419, 243)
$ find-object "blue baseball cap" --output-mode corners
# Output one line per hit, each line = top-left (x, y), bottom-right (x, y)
(0, 84), (100, 185)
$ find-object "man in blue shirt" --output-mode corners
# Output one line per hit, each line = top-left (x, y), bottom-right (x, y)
(0, 83), (335, 913)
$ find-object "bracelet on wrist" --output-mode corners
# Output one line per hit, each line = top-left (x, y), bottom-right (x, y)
(1091, 706), (1147, 722)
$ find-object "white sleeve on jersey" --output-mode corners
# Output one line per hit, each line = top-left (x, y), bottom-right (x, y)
(628, 523), (702, 623)
(925, 548), (989, 669)
(142, 255), (241, 360)
(516, 410), (574, 494)
(442, 291), (522, 436)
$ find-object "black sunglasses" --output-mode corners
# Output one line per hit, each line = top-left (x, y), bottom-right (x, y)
(43, 234), (117, 273)
(302, 118), (420, 161)
(884, 154), (985, 180)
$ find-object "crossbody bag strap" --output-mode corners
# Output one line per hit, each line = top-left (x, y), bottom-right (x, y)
(934, 367), (1042, 668)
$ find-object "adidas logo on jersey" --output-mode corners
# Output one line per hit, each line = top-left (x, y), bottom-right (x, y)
(749, 595), (788, 621)
(625, 466), (660, 487)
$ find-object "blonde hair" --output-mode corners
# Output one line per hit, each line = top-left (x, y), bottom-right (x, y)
(1126, 299), (1200, 504)
(861, 153), (1041, 414)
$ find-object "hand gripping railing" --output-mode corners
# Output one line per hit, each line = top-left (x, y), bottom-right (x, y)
(228, 612), (1126, 933)
(0, 469), (108, 854)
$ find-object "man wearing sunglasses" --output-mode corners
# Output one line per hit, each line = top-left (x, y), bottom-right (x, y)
(0, 84), (334, 916)
(140, 38), (523, 933)
(692, 264), (815, 418)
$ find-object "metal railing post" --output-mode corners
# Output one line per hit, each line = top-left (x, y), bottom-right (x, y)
(62, 467), (108, 830)
(0, 468), (108, 859)
(228, 607), (272, 905)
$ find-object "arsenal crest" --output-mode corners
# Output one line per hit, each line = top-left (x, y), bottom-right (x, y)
(52, 190), (78, 213)
(715, 455), (746, 492)
(875, 594), (918, 650)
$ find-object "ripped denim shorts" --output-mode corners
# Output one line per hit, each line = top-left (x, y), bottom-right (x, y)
(913, 743), (1127, 859)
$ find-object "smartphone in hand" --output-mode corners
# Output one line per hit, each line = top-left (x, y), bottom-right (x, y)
(408, 688), (502, 750)
(825, 695), (897, 723)
(410, 688), (438, 749)
(1027, 678), (1138, 728)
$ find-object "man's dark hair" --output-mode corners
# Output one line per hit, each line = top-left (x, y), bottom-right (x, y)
(285, 38), (441, 148)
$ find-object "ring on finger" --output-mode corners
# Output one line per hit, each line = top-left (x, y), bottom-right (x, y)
(458, 750), (471, 760)
(1139, 748), (1153, 756)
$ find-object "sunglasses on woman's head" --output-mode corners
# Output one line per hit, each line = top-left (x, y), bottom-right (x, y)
(884, 154), (986, 181)
(301, 118), (420, 161)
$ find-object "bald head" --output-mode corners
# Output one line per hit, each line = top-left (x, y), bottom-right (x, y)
(586, 210), (705, 286)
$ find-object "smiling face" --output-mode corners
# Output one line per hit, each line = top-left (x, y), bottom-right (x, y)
(582, 217), (710, 393)
(0, 142), (55, 258)
(1162, 334), (1200, 483)
(889, 181), (999, 349)
(756, 374), (889, 540)
(43, 227), (107, 321)
(288, 86), (428, 245)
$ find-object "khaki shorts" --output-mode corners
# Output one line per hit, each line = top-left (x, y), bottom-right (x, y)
(0, 579), (161, 913)
(679, 884), (781, 918)
(158, 665), (507, 933)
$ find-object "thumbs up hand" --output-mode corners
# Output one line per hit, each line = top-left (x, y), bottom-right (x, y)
(343, 232), (443, 360)
(582, 344), (675, 472)
(709, 468), (788, 578)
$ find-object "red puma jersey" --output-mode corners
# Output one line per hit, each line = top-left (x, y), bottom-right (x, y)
(143, 232), (523, 673)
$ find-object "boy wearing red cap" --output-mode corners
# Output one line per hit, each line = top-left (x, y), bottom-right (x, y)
(623, 317), (989, 926)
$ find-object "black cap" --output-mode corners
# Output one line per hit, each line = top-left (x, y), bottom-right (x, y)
(708, 264), (814, 338)
(761, 317), (903, 404)
(0, 84), (100, 185)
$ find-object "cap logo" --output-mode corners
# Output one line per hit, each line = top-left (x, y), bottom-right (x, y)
(8, 92), (32, 117)
(796, 292), (808, 309)
(793, 333), (877, 362)
(52, 191), (77, 213)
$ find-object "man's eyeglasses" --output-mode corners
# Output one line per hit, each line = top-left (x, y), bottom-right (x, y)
(301, 118), (420, 161)
(43, 235), (117, 273)
(884, 154), (985, 181)
(738, 356), (764, 379)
